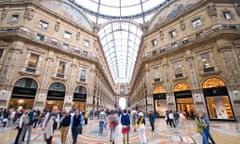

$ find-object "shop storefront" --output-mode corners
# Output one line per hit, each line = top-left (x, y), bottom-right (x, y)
(153, 86), (167, 117)
(46, 82), (65, 111)
(72, 86), (86, 111)
(203, 78), (235, 120)
(9, 78), (37, 109)
(174, 82), (194, 118)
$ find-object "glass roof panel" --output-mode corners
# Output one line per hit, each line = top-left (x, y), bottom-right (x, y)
(71, 0), (168, 83)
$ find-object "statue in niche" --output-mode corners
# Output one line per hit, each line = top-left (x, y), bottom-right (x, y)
(76, 32), (80, 40)
(160, 30), (164, 40)
(207, 4), (217, 18)
(23, 8), (34, 21)
(180, 18), (185, 31)
(55, 22), (60, 32)
(1, 8), (8, 20)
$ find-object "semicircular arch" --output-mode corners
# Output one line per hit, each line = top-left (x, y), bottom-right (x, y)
(174, 82), (191, 92)
(153, 86), (166, 94)
(48, 82), (66, 92)
(202, 77), (226, 88)
(14, 77), (38, 89)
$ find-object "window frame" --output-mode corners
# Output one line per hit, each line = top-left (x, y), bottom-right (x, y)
(39, 20), (49, 30)
(64, 31), (72, 39)
(10, 15), (19, 23)
(223, 11), (232, 20)
(57, 61), (66, 78)
(151, 39), (157, 47)
(83, 40), (90, 47)
(79, 68), (87, 82)
(26, 53), (39, 73)
(192, 18), (202, 28)
(169, 30), (177, 38)
(35, 33), (45, 41)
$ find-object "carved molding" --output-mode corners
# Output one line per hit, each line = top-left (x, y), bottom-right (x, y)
(179, 18), (185, 31)
(23, 8), (34, 21)
(1, 8), (8, 20)
(0, 40), (9, 46)
(207, 3), (217, 18)
(234, 3), (240, 16)
(18, 70), (40, 77)
(51, 76), (67, 82)
(55, 22), (60, 32)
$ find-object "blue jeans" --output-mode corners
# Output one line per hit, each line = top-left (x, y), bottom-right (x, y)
(200, 131), (208, 144)
(99, 121), (104, 134)
(72, 125), (81, 144)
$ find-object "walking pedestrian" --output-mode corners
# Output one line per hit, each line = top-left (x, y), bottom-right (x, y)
(60, 111), (71, 144)
(107, 110), (119, 144)
(98, 109), (106, 135)
(135, 112), (147, 144)
(195, 112), (208, 144)
(71, 109), (83, 144)
(121, 109), (130, 144)
(201, 111), (216, 144)
(18, 108), (34, 144)
(149, 110), (155, 132)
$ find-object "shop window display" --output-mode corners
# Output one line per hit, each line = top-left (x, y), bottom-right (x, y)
(206, 96), (234, 119)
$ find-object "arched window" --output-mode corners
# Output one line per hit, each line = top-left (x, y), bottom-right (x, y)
(49, 82), (65, 92)
(202, 78), (226, 88)
(14, 78), (37, 88)
(153, 86), (166, 94)
(73, 86), (87, 102)
(174, 82), (191, 92)
(74, 86), (86, 94)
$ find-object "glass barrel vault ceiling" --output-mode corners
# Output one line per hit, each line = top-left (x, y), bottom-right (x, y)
(70, 0), (168, 83)
(99, 21), (142, 83)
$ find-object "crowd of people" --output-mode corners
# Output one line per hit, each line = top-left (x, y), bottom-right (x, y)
(0, 107), (216, 144)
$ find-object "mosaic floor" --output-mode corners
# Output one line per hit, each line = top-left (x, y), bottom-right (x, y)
(0, 119), (240, 144)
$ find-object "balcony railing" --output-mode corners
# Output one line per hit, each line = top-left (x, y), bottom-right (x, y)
(204, 66), (215, 73)
(56, 74), (64, 78)
(175, 73), (183, 78)
(0, 27), (99, 62)
(26, 67), (36, 73)
(154, 78), (160, 83)
(142, 24), (240, 60)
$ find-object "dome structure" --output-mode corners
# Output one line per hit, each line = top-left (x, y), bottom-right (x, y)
(40, 0), (93, 30)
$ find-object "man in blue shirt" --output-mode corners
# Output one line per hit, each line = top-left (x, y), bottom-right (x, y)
(121, 109), (130, 144)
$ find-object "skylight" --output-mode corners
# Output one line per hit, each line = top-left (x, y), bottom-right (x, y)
(70, 0), (167, 83)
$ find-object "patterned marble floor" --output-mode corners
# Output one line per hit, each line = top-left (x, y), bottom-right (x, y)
(0, 118), (240, 144)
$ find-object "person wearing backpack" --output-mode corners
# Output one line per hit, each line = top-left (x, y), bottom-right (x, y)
(121, 109), (130, 144)
(18, 108), (34, 144)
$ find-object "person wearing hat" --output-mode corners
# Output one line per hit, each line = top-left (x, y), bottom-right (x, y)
(135, 112), (147, 144)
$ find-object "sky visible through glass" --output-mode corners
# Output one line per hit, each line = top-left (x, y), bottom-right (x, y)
(72, 0), (167, 83)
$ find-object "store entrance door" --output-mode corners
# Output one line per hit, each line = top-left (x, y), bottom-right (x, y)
(45, 101), (63, 111)
(176, 98), (194, 119)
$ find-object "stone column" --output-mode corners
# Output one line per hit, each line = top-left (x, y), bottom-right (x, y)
(185, 50), (205, 112)
(34, 54), (54, 110)
(0, 41), (23, 108)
